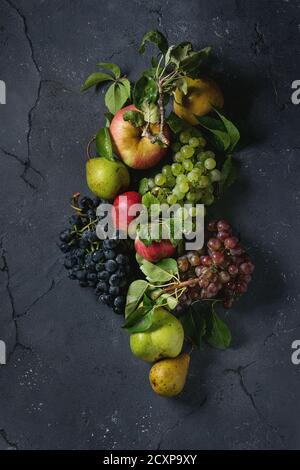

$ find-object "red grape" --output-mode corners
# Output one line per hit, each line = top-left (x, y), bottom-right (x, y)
(217, 220), (231, 232)
(217, 230), (231, 241)
(219, 271), (230, 283)
(201, 255), (212, 266)
(230, 246), (243, 256)
(211, 251), (225, 265)
(208, 237), (222, 251)
(207, 220), (218, 232)
(228, 264), (239, 276)
(224, 236), (239, 249)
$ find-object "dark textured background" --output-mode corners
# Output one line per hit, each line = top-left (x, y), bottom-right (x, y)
(0, 0), (299, 450)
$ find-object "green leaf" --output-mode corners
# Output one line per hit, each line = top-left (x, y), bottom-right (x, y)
(95, 128), (113, 160)
(135, 253), (144, 265)
(105, 80), (130, 114)
(168, 43), (211, 76)
(123, 109), (145, 127)
(151, 56), (159, 67)
(119, 78), (131, 98)
(143, 293), (154, 309)
(156, 258), (178, 278)
(97, 62), (121, 79)
(140, 259), (176, 283)
(213, 107), (240, 151)
(104, 112), (114, 127)
(180, 302), (207, 348)
(139, 30), (168, 54)
(180, 47), (211, 76)
(166, 112), (187, 134)
(133, 75), (158, 109)
(157, 293), (178, 310)
(125, 280), (149, 317)
(219, 155), (239, 193)
(122, 306), (154, 333)
(166, 112), (203, 137)
(81, 72), (113, 92)
(139, 178), (149, 196)
(169, 42), (193, 66)
(175, 78), (188, 95)
(205, 304), (231, 349)
(197, 115), (231, 152)
(141, 102), (160, 123)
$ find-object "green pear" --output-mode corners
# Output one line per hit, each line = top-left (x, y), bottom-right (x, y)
(149, 353), (190, 397)
(130, 307), (184, 362)
(86, 157), (130, 200)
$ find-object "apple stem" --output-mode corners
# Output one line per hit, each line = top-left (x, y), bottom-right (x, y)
(141, 80), (169, 147)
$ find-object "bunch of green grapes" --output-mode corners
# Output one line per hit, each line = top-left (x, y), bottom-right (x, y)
(140, 130), (222, 206)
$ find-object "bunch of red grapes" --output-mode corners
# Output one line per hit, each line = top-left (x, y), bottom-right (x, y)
(177, 219), (255, 309)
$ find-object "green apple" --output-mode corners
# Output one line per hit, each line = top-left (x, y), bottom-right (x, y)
(86, 157), (130, 200)
(130, 307), (184, 362)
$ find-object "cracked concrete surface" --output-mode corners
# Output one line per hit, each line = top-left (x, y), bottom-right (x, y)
(0, 0), (300, 450)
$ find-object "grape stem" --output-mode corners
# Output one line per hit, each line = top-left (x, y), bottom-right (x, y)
(163, 277), (199, 293)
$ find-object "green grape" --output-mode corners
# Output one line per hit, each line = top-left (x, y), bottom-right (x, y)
(197, 151), (207, 162)
(165, 175), (176, 188)
(167, 194), (177, 205)
(171, 163), (182, 176)
(151, 186), (161, 196)
(206, 184), (214, 194)
(174, 151), (183, 162)
(204, 158), (216, 170)
(194, 161), (205, 172)
(179, 131), (191, 144)
(202, 193), (215, 206)
(210, 169), (222, 182)
(183, 159), (194, 172)
(198, 136), (207, 147)
(173, 185), (185, 200)
(148, 178), (155, 189)
(176, 191), (185, 201)
(154, 173), (166, 186)
(183, 220), (193, 234)
(189, 206), (200, 217)
(189, 137), (199, 147)
(176, 174), (188, 184)
(194, 190), (203, 202)
(162, 165), (173, 177)
(186, 191), (198, 203)
(178, 181), (190, 193)
(176, 207), (189, 220)
(187, 169), (201, 184)
(181, 145), (194, 159)
(172, 142), (181, 153)
(199, 175), (210, 188)
(205, 150), (215, 159)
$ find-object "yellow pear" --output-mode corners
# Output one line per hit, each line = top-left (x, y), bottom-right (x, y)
(149, 353), (190, 397)
(173, 77), (224, 125)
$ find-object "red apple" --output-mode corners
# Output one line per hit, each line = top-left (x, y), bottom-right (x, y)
(109, 105), (170, 170)
(135, 238), (176, 263)
(112, 191), (142, 232)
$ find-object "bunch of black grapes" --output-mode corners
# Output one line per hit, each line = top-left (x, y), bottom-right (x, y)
(58, 194), (132, 314)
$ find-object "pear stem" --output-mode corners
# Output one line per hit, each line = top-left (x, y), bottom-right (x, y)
(86, 135), (96, 160)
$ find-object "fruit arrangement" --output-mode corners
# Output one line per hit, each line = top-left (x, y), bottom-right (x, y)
(59, 30), (254, 397)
